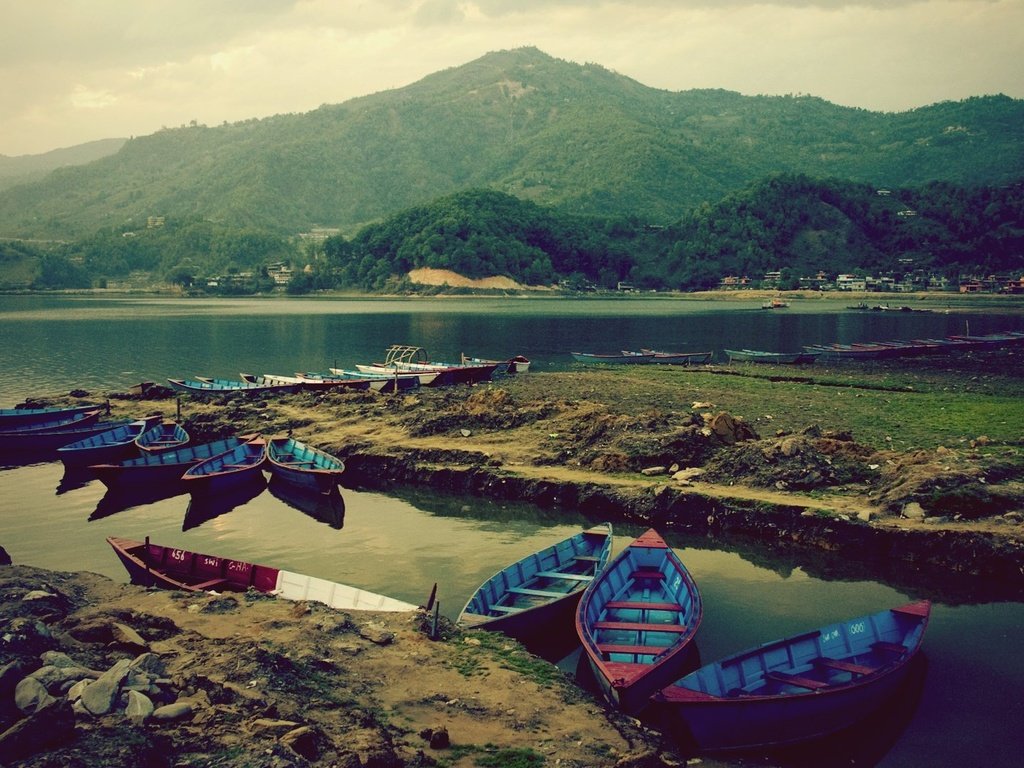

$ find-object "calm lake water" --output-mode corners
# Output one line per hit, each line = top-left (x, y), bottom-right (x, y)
(1, 294), (1022, 766)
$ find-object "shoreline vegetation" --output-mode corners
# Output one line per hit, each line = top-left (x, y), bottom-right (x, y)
(3, 329), (1024, 766)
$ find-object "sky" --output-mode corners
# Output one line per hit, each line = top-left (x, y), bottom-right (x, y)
(2, 0), (1022, 157)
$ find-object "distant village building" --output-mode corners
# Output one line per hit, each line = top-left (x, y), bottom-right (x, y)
(836, 274), (867, 291)
(719, 275), (750, 289)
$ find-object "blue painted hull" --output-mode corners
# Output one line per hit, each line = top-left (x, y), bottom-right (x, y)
(266, 437), (345, 493)
(182, 437), (267, 494)
(57, 417), (161, 468)
(653, 601), (931, 751)
(458, 524), (613, 643)
(576, 529), (703, 714)
(0, 402), (107, 429)
(91, 435), (252, 490)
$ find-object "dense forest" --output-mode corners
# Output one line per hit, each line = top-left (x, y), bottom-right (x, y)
(3, 174), (1021, 293)
(0, 48), (1022, 241)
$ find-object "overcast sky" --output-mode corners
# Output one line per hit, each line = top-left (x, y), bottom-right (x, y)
(2, 0), (1022, 157)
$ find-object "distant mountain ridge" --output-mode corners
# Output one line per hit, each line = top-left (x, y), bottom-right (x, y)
(0, 138), (126, 192)
(0, 47), (1021, 239)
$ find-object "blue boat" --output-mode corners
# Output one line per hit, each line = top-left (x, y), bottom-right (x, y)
(572, 351), (655, 365)
(57, 416), (162, 467)
(167, 377), (300, 396)
(266, 436), (346, 494)
(1, 416), (133, 455)
(653, 601), (931, 752)
(182, 436), (267, 494)
(135, 420), (190, 453)
(576, 528), (703, 714)
(724, 349), (819, 364)
(91, 434), (256, 490)
(0, 401), (108, 429)
(458, 524), (614, 644)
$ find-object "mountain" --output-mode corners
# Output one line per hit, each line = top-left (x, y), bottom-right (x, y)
(0, 47), (1022, 240)
(0, 138), (126, 192)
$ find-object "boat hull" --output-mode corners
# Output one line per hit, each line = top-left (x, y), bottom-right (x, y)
(267, 436), (345, 493)
(0, 402), (107, 429)
(91, 435), (251, 490)
(576, 529), (703, 714)
(57, 417), (161, 468)
(181, 437), (267, 494)
(458, 524), (613, 644)
(106, 536), (416, 612)
(654, 602), (930, 752)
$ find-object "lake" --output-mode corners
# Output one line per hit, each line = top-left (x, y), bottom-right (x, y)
(1, 294), (1022, 766)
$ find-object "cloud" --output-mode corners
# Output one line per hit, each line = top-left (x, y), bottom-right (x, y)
(0, 0), (1021, 155)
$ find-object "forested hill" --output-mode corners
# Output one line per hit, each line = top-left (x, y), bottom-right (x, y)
(0, 47), (1022, 239)
(299, 178), (1024, 292)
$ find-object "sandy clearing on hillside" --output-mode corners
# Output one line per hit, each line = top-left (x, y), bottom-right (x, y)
(408, 268), (552, 290)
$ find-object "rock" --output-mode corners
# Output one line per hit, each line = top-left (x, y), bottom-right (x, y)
(28, 663), (99, 693)
(427, 725), (450, 749)
(14, 676), (56, 714)
(360, 625), (395, 646)
(110, 621), (149, 651)
(0, 546), (11, 565)
(0, 659), (37, 701)
(672, 467), (704, 482)
(128, 651), (167, 677)
(80, 657), (132, 715)
(460, 429), (472, 437)
(21, 590), (57, 601)
(66, 679), (90, 702)
(640, 466), (666, 476)
(902, 502), (926, 520)
(281, 725), (322, 761)
(124, 689), (155, 725)
(857, 510), (876, 522)
(251, 718), (302, 735)
(151, 700), (194, 721)
(1003, 511), (1023, 523)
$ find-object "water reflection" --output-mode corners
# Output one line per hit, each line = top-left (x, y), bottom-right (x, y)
(56, 466), (97, 495)
(90, 483), (188, 521)
(268, 478), (346, 529)
(183, 476), (267, 530)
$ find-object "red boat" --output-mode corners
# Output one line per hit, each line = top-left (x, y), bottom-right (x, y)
(107, 536), (418, 612)
(575, 529), (703, 714)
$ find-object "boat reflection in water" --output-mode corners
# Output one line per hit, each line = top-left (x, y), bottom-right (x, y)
(183, 475), (267, 531)
(56, 466), (97, 495)
(89, 483), (188, 521)
(268, 477), (345, 529)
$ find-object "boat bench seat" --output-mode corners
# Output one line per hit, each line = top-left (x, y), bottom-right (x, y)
(766, 671), (830, 690)
(813, 657), (877, 676)
(630, 569), (664, 580)
(507, 586), (565, 598)
(872, 641), (907, 656)
(605, 600), (682, 612)
(593, 620), (687, 633)
(534, 570), (593, 581)
(486, 604), (525, 615)
(598, 643), (668, 657)
(573, 555), (602, 562)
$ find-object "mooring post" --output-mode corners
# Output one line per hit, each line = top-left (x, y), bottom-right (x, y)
(431, 599), (440, 640)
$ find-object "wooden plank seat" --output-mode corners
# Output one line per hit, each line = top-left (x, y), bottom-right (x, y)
(573, 555), (602, 562)
(605, 600), (683, 612)
(507, 586), (566, 598)
(766, 671), (831, 690)
(814, 657), (877, 676)
(598, 643), (669, 656)
(872, 641), (907, 656)
(593, 620), (688, 633)
(487, 604), (525, 614)
(630, 569), (664, 580)
(534, 570), (593, 581)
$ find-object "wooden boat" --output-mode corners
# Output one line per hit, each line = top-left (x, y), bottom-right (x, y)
(167, 377), (300, 396)
(266, 436), (345, 493)
(571, 351), (654, 365)
(181, 436), (267, 494)
(652, 601), (931, 752)
(0, 401), (108, 429)
(240, 372), (372, 392)
(90, 434), (256, 490)
(135, 420), (190, 453)
(0, 407), (104, 436)
(1, 416), (133, 454)
(462, 354), (532, 374)
(634, 349), (714, 365)
(326, 368), (427, 390)
(106, 536), (417, 612)
(355, 345), (498, 385)
(56, 416), (162, 467)
(458, 524), (614, 643)
(724, 349), (819, 364)
(576, 529), (703, 714)
(761, 298), (789, 309)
